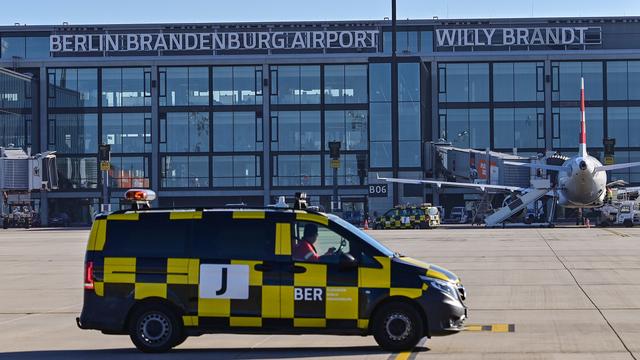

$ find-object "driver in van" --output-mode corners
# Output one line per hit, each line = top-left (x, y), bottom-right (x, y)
(293, 223), (335, 261)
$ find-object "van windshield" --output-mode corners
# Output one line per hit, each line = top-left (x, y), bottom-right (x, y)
(328, 214), (395, 257)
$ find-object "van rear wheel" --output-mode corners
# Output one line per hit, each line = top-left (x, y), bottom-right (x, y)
(372, 302), (424, 351)
(128, 303), (182, 353)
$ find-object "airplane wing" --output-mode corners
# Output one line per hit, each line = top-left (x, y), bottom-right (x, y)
(503, 161), (571, 172)
(595, 161), (640, 172)
(376, 174), (524, 192)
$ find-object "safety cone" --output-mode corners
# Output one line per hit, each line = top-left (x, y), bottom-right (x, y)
(364, 218), (369, 230)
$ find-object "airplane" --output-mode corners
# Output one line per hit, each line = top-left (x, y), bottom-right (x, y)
(379, 78), (640, 209)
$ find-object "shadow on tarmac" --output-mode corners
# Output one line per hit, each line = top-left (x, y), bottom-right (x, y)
(0, 346), (430, 360)
(24, 227), (91, 231)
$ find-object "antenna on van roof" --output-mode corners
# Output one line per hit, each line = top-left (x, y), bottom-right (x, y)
(293, 192), (307, 210)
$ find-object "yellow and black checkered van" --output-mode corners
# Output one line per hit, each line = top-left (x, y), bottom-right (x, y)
(77, 201), (466, 352)
(374, 204), (441, 230)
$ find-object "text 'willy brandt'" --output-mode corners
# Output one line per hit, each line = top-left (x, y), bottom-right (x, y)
(50, 31), (380, 52)
(436, 27), (601, 47)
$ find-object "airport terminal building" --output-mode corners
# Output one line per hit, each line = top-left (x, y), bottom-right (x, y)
(1, 16), (640, 224)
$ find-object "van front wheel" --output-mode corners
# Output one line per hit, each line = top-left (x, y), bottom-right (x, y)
(128, 303), (182, 353)
(372, 302), (424, 351)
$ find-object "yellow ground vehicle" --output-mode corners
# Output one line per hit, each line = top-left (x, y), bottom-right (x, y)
(373, 204), (440, 229)
(77, 191), (464, 352)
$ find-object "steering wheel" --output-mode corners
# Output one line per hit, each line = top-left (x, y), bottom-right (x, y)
(334, 238), (347, 254)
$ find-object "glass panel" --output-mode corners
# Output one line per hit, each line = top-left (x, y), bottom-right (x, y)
(370, 103), (391, 141)
(102, 113), (150, 153)
(325, 110), (344, 147)
(468, 63), (489, 102)
(346, 110), (368, 150)
(324, 65), (343, 104)
(325, 154), (360, 186)
(102, 68), (149, 107)
(274, 155), (321, 186)
(556, 62), (603, 101)
(554, 107), (603, 149)
(234, 66), (258, 105)
(274, 66), (299, 104)
(233, 155), (260, 187)
(109, 156), (149, 188)
(494, 108), (542, 149)
(300, 111), (321, 150)
(325, 65), (367, 104)
(1, 37), (25, 58)
(161, 112), (209, 152)
(212, 112), (233, 151)
(233, 112), (256, 151)
(370, 142), (392, 168)
(629, 62), (640, 100)
(49, 114), (98, 154)
(513, 63), (538, 101)
(441, 64), (467, 102)
(212, 112), (258, 152)
(213, 67), (233, 105)
(300, 66), (321, 104)
(398, 102), (420, 141)
(122, 68), (148, 107)
(419, 31), (433, 53)
(383, 31), (392, 54)
(48, 68), (98, 108)
(56, 157), (98, 189)
(493, 63), (514, 102)
(399, 141), (421, 167)
(608, 107), (628, 148)
(212, 155), (233, 187)
(441, 109), (489, 149)
(212, 155), (260, 187)
(25, 37), (50, 58)
(162, 155), (209, 188)
(369, 63), (391, 102)
(0, 113), (29, 148)
(189, 67), (209, 105)
(607, 61), (627, 101)
(344, 65), (367, 104)
(398, 63), (420, 102)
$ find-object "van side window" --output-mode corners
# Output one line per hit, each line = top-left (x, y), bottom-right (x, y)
(104, 214), (189, 257)
(192, 217), (275, 260)
(292, 221), (354, 264)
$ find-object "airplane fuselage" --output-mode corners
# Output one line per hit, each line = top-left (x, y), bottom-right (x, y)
(557, 155), (608, 208)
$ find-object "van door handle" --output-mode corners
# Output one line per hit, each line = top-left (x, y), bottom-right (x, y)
(254, 264), (273, 272)
(288, 265), (307, 273)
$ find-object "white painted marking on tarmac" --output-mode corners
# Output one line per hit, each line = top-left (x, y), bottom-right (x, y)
(0, 303), (80, 326)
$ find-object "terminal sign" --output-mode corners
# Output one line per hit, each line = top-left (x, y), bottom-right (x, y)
(369, 184), (388, 198)
(50, 30), (379, 53)
(436, 26), (601, 48)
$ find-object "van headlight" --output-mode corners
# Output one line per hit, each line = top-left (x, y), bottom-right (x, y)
(420, 275), (458, 300)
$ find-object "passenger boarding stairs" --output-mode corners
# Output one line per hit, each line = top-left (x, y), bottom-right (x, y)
(484, 179), (551, 227)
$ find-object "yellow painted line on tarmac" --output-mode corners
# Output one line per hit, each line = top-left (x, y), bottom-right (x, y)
(389, 337), (426, 360)
(464, 323), (515, 333)
(602, 228), (631, 237)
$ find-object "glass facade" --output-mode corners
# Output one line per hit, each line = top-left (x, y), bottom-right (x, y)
(0, 69), (32, 148)
(5, 18), (640, 223)
(1, 36), (49, 59)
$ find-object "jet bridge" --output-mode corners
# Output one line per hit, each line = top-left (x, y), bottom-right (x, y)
(484, 179), (554, 227)
(425, 142), (556, 226)
(0, 147), (57, 228)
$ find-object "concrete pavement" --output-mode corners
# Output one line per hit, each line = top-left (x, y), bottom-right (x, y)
(0, 226), (639, 359)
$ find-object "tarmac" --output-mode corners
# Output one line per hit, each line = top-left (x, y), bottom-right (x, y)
(1, 225), (639, 359)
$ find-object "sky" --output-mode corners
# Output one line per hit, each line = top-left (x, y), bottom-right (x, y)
(1, 0), (639, 25)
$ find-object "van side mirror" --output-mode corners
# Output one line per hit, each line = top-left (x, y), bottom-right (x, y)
(339, 253), (357, 269)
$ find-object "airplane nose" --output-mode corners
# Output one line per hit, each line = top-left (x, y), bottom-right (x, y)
(579, 160), (588, 171)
